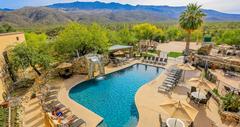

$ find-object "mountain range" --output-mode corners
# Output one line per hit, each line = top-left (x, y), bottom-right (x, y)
(1, 1), (240, 27)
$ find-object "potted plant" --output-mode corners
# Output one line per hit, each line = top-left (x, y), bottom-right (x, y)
(30, 92), (36, 99)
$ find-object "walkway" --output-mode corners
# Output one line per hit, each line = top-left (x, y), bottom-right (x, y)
(135, 62), (240, 127)
(22, 98), (45, 127)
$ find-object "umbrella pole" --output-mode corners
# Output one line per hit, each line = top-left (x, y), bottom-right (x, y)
(183, 70), (186, 82)
(174, 119), (177, 127)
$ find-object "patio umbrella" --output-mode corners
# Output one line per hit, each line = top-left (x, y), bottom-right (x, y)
(189, 77), (209, 98)
(159, 100), (198, 127)
(188, 77), (208, 87)
(176, 63), (196, 82)
(56, 62), (72, 69)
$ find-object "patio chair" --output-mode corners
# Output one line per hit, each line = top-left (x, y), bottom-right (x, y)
(199, 98), (208, 105)
(69, 118), (86, 127)
(150, 57), (156, 63)
(206, 91), (212, 99)
(142, 56), (147, 62)
(158, 86), (171, 93)
(158, 58), (164, 65)
(188, 122), (194, 127)
(112, 59), (119, 67)
(162, 82), (175, 89)
(44, 95), (58, 102)
(224, 86), (232, 93)
(187, 92), (194, 101)
(190, 86), (197, 93)
(159, 114), (167, 127)
(154, 57), (159, 64)
(146, 57), (151, 63)
(162, 58), (168, 65)
(164, 78), (177, 86)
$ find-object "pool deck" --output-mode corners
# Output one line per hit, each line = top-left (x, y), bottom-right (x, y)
(55, 60), (143, 127)
(135, 64), (240, 127)
(54, 58), (240, 127)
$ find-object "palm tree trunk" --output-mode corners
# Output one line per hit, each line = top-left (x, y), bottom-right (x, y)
(185, 31), (191, 55)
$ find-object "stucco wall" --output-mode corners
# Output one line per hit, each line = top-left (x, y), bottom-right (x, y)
(0, 32), (25, 54)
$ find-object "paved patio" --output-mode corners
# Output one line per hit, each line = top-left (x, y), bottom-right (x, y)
(22, 58), (239, 127)
(135, 67), (240, 127)
(157, 41), (201, 53)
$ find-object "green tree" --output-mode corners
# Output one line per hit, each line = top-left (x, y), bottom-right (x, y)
(45, 26), (64, 39)
(191, 29), (203, 43)
(118, 28), (137, 46)
(133, 23), (159, 42)
(179, 3), (206, 55)
(107, 30), (121, 45)
(88, 23), (109, 54)
(0, 24), (16, 33)
(153, 29), (165, 43)
(215, 30), (240, 45)
(9, 33), (52, 76)
(166, 26), (184, 41)
(54, 22), (109, 59)
(2, 24), (16, 33)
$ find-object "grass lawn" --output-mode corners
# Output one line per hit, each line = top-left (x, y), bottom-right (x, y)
(168, 52), (183, 58)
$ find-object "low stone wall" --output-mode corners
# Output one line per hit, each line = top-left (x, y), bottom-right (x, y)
(219, 107), (240, 124)
(195, 55), (240, 72)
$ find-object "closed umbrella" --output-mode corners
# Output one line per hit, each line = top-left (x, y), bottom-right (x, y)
(177, 63), (195, 82)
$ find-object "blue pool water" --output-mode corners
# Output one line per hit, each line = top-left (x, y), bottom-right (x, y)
(69, 64), (163, 127)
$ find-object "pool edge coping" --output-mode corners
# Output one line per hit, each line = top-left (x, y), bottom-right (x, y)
(64, 61), (166, 127)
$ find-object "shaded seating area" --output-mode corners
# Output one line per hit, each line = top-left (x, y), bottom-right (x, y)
(56, 63), (73, 79)
(159, 100), (199, 127)
(108, 45), (133, 66)
(187, 86), (212, 106)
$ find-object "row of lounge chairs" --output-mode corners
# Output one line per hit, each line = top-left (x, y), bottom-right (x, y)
(40, 84), (86, 127)
(142, 56), (168, 65)
(110, 57), (132, 67)
(158, 68), (183, 93)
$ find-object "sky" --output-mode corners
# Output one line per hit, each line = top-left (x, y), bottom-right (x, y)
(0, 0), (240, 14)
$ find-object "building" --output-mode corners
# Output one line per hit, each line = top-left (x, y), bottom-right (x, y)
(0, 32), (25, 54)
(0, 32), (25, 102)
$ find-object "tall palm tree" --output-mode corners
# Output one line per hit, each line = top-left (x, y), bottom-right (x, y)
(179, 3), (206, 56)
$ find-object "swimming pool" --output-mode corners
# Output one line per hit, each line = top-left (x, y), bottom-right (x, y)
(69, 64), (163, 127)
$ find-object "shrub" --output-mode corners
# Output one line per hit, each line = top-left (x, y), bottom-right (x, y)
(221, 93), (240, 112)
(212, 88), (220, 97)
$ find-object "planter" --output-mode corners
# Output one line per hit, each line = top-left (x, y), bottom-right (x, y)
(219, 108), (240, 124)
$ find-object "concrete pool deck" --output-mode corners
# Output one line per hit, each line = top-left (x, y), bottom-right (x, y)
(53, 58), (239, 127)
(55, 60), (144, 127)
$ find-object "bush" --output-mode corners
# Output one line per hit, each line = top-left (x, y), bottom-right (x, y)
(221, 93), (240, 112)
(212, 88), (220, 97)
